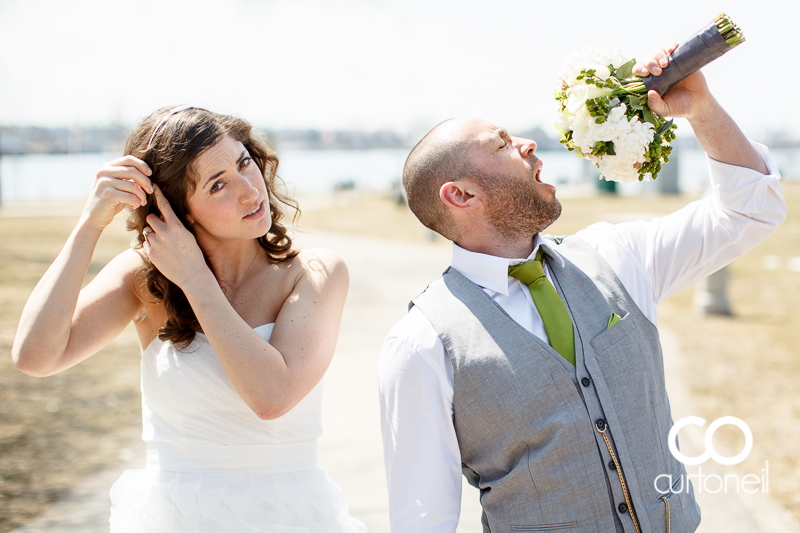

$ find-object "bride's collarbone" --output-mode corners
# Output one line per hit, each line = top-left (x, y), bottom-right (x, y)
(230, 258), (296, 314)
(133, 262), (293, 348)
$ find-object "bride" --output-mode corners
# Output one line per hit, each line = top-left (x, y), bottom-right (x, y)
(12, 106), (367, 532)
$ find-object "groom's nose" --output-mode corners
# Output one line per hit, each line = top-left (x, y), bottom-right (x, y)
(514, 137), (537, 158)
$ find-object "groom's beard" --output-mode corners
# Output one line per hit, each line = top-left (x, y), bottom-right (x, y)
(480, 168), (562, 240)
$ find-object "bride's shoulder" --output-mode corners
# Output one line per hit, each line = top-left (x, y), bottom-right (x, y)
(88, 248), (153, 311)
(99, 248), (148, 284)
(109, 249), (155, 303)
(290, 247), (348, 287)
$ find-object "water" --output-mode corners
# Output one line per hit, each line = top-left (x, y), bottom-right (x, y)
(1, 147), (797, 204)
(0, 152), (118, 204)
(0, 149), (416, 203)
(277, 148), (409, 195)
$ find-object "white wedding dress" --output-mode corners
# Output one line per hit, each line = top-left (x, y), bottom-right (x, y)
(110, 324), (367, 532)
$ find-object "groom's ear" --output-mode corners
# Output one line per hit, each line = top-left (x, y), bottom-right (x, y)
(439, 181), (482, 212)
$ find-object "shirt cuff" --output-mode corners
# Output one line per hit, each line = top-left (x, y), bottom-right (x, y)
(707, 140), (781, 216)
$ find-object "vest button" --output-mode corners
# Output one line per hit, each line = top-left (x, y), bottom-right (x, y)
(608, 460), (616, 471)
(618, 503), (628, 514)
(595, 418), (606, 431)
(581, 377), (591, 387)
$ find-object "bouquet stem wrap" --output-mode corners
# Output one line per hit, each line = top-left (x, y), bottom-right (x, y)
(642, 13), (744, 95)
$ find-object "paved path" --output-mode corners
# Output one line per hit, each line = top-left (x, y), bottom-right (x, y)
(14, 229), (799, 532)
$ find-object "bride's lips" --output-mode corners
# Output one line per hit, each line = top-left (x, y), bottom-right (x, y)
(243, 201), (265, 220)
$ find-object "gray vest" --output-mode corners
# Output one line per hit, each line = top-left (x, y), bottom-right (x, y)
(411, 236), (701, 533)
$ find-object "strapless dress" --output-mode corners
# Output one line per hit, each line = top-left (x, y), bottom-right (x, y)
(109, 324), (366, 532)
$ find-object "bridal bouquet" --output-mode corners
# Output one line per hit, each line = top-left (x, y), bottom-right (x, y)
(554, 13), (745, 183)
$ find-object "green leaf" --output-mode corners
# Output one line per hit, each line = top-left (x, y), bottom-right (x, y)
(606, 141), (616, 156)
(655, 119), (674, 136)
(627, 96), (643, 111)
(616, 58), (636, 80)
(642, 106), (656, 125)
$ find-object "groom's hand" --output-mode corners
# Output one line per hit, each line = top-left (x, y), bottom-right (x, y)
(633, 44), (715, 121)
(635, 45), (767, 174)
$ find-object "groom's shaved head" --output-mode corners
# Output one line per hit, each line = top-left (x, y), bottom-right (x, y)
(403, 119), (472, 241)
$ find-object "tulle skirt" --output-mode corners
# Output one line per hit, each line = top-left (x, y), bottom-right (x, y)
(109, 467), (367, 532)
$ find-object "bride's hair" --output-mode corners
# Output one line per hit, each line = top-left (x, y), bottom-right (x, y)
(125, 106), (299, 349)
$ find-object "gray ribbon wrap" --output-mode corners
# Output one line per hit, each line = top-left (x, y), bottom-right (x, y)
(642, 21), (730, 96)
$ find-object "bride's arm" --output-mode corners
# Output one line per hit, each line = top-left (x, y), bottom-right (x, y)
(12, 156), (152, 376)
(144, 188), (348, 419)
(195, 249), (348, 419)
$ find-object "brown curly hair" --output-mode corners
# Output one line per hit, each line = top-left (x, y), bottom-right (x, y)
(125, 106), (299, 349)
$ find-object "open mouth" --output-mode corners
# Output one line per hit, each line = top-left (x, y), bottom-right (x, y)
(534, 163), (543, 183)
(244, 201), (265, 219)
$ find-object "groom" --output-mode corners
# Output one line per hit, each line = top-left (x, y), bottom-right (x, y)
(378, 47), (786, 532)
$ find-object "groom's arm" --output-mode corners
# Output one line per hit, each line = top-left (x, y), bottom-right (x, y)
(379, 311), (464, 532)
(577, 140), (784, 313)
(582, 49), (787, 305)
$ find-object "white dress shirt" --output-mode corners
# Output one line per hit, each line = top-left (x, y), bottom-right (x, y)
(378, 141), (786, 532)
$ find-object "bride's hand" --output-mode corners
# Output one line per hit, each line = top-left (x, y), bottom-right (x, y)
(142, 187), (211, 289)
(83, 156), (154, 232)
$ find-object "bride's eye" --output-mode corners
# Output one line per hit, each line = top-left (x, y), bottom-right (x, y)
(210, 180), (224, 193)
(240, 157), (252, 170)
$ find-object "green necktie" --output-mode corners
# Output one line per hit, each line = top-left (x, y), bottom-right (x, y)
(508, 249), (576, 366)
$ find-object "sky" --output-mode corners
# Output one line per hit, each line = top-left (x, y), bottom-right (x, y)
(0, 0), (797, 140)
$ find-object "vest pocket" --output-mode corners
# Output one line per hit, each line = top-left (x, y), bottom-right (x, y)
(511, 523), (578, 531)
(589, 312), (633, 354)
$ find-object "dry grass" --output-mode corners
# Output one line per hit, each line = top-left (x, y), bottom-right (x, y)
(0, 215), (142, 532)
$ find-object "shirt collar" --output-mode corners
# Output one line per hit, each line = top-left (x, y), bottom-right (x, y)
(451, 235), (565, 295)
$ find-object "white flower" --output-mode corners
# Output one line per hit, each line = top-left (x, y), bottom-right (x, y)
(556, 46), (671, 184)
(566, 84), (614, 114)
(554, 116), (571, 132)
(588, 65), (611, 80)
(558, 46), (627, 85)
(567, 104), (654, 183)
